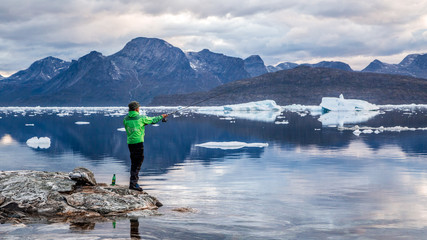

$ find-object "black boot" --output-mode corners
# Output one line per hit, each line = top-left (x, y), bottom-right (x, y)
(129, 183), (143, 191)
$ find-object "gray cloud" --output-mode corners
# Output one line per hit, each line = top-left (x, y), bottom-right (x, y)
(0, 0), (426, 75)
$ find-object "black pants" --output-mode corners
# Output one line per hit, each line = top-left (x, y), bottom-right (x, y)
(128, 142), (144, 187)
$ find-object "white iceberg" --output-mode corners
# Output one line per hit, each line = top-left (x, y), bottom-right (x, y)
(196, 100), (282, 122)
(320, 94), (379, 112)
(26, 137), (51, 149)
(223, 100), (282, 112)
(75, 121), (90, 125)
(275, 120), (289, 125)
(318, 110), (380, 127)
(195, 141), (269, 150)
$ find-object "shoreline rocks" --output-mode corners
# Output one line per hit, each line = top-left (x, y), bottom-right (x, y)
(0, 168), (162, 224)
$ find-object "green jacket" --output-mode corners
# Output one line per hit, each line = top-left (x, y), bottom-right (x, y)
(123, 111), (163, 144)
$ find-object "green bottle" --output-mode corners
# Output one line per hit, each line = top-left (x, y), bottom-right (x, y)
(111, 174), (116, 186)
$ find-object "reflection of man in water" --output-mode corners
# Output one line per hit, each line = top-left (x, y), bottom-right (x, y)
(130, 218), (141, 239)
(124, 101), (167, 191)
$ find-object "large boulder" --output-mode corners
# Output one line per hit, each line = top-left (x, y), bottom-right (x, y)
(0, 169), (162, 224)
(69, 167), (97, 186)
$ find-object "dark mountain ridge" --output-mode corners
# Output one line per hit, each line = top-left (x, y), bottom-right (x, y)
(150, 66), (427, 106)
(363, 53), (427, 79)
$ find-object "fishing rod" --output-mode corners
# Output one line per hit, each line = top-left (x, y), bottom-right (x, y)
(162, 88), (231, 122)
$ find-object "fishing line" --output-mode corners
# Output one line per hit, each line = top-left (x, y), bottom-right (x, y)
(162, 86), (234, 122)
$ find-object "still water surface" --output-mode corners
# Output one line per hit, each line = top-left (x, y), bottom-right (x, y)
(1, 107), (427, 239)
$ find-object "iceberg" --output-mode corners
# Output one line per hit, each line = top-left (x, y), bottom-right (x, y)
(26, 137), (51, 149)
(196, 100), (282, 122)
(75, 121), (90, 125)
(320, 94), (379, 112)
(195, 141), (269, 150)
(222, 100), (282, 112)
(318, 111), (380, 127)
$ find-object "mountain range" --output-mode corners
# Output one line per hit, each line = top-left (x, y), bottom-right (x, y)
(361, 54), (427, 79)
(150, 66), (427, 106)
(0, 37), (426, 106)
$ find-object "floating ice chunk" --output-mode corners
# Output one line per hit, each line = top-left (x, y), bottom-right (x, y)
(223, 100), (282, 112)
(219, 117), (234, 120)
(318, 110), (380, 127)
(57, 112), (71, 117)
(75, 121), (90, 125)
(320, 94), (379, 112)
(117, 128), (126, 132)
(25, 124), (35, 127)
(340, 125), (427, 134)
(197, 100), (282, 122)
(363, 129), (373, 134)
(195, 141), (269, 150)
(26, 137), (51, 149)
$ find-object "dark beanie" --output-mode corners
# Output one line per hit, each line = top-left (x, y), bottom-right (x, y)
(128, 101), (140, 111)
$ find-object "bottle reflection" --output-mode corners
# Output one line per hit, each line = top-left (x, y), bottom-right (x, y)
(130, 218), (141, 239)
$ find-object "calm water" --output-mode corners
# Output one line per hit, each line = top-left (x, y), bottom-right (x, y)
(1, 107), (427, 239)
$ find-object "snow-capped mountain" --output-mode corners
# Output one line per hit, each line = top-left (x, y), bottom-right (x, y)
(6, 56), (71, 84)
(186, 49), (251, 85)
(1, 36), (425, 106)
(362, 54), (427, 79)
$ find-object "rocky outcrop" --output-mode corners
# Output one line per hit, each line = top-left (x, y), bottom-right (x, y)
(0, 168), (162, 224)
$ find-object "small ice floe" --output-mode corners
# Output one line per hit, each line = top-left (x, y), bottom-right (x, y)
(341, 125), (427, 136)
(117, 128), (126, 132)
(57, 112), (71, 117)
(275, 120), (289, 124)
(362, 129), (373, 134)
(195, 141), (269, 150)
(26, 137), (51, 149)
(320, 94), (379, 112)
(25, 124), (35, 127)
(219, 117), (234, 120)
(75, 121), (90, 125)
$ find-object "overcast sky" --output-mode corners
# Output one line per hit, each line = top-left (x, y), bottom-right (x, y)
(0, 0), (426, 76)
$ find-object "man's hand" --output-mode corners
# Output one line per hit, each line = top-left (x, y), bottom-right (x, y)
(162, 114), (168, 118)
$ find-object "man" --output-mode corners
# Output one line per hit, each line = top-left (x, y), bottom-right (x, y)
(124, 101), (167, 191)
